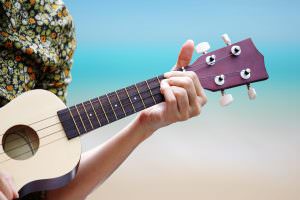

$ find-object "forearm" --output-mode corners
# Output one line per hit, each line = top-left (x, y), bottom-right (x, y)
(45, 40), (206, 200)
(47, 115), (152, 200)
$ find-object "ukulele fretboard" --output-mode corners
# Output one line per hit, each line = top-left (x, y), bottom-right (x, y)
(57, 75), (165, 139)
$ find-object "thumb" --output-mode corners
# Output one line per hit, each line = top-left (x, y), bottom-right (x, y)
(173, 39), (194, 70)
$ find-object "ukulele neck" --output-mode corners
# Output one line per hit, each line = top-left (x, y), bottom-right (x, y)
(57, 74), (167, 139)
(57, 38), (269, 140)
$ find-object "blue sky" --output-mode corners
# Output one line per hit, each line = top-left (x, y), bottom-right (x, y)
(61, 2), (300, 199)
(63, 0), (300, 108)
(65, 0), (300, 45)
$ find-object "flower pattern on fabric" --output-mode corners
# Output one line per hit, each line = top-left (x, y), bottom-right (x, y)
(0, 0), (76, 107)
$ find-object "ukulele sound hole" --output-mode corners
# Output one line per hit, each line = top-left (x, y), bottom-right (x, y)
(2, 125), (39, 160)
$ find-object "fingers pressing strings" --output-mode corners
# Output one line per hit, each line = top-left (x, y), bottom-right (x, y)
(164, 71), (207, 106)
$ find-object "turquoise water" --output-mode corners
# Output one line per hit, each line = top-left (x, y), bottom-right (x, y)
(62, 2), (300, 199)
(64, 0), (300, 107)
(62, 0), (300, 133)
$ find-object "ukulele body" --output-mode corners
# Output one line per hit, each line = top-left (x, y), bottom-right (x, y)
(0, 89), (81, 198)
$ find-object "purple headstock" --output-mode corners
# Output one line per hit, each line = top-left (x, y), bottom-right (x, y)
(187, 38), (268, 92)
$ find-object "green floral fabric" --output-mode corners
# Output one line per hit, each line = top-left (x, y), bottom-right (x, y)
(0, 0), (76, 199)
(0, 0), (76, 108)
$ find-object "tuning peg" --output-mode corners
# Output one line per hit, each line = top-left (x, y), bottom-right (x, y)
(195, 42), (210, 54)
(220, 90), (234, 107)
(221, 33), (232, 46)
(247, 84), (256, 100)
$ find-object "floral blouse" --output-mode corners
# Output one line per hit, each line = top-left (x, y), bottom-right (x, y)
(0, 0), (76, 108)
(0, 0), (76, 199)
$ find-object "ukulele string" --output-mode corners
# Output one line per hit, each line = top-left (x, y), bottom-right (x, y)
(0, 84), (168, 148)
(0, 87), (167, 147)
(0, 52), (238, 144)
(41, 51), (236, 119)
(1, 62), (242, 156)
(0, 136), (67, 164)
(22, 51), (235, 128)
(0, 67), (243, 150)
(0, 55), (241, 163)
(0, 92), (168, 163)
(0, 89), (166, 156)
(0, 129), (64, 156)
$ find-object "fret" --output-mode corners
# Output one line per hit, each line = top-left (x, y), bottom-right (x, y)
(83, 101), (100, 129)
(145, 80), (157, 104)
(153, 92), (164, 103)
(89, 100), (102, 127)
(57, 108), (79, 139)
(57, 74), (167, 140)
(126, 85), (144, 112)
(156, 76), (161, 83)
(81, 103), (94, 129)
(107, 92), (126, 119)
(97, 97), (111, 124)
(106, 94), (118, 120)
(115, 91), (127, 117)
(74, 104), (88, 133)
(123, 88), (136, 113)
(69, 106), (86, 135)
(152, 75), (165, 103)
(135, 84), (146, 108)
(136, 81), (155, 108)
(90, 98), (109, 126)
(99, 96), (117, 122)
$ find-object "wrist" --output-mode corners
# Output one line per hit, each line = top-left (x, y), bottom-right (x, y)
(133, 111), (157, 141)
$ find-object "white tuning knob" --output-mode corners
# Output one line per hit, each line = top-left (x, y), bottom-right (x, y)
(195, 42), (210, 54)
(248, 86), (256, 100)
(221, 33), (232, 46)
(220, 92), (234, 107)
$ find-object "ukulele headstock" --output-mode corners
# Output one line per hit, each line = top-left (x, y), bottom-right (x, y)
(187, 34), (269, 106)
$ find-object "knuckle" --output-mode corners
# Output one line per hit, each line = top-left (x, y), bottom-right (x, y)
(196, 95), (207, 107)
(202, 96), (208, 105)
(167, 97), (176, 105)
(193, 103), (202, 116)
(188, 71), (198, 80)
(175, 113), (181, 122)
(183, 77), (193, 86)
(177, 88), (187, 98)
(181, 112), (190, 121)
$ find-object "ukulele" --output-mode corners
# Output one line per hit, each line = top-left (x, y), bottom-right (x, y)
(0, 34), (269, 198)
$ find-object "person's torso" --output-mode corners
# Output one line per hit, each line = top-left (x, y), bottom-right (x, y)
(0, 0), (76, 107)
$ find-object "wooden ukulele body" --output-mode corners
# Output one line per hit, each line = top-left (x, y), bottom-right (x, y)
(0, 90), (81, 197)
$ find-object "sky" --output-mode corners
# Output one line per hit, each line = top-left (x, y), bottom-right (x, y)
(63, 0), (300, 104)
(62, 1), (300, 199)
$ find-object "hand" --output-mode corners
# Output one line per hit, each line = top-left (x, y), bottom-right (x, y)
(137, 40), (207, 138)
(0, 172), (19, 200)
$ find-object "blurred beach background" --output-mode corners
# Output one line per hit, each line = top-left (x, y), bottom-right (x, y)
(64, 0), (300, 199)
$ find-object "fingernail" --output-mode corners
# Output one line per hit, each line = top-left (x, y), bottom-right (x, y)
(185, 39), (194, 46)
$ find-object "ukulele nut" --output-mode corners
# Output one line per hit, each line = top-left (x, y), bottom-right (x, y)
(206, 55), (216, 66)
(215, 74), (225, 86)
(240, 68), (251, 80)
(231, 45), (241, 56)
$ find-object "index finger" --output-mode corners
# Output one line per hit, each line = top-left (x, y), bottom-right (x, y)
(164, 71), (206, 100)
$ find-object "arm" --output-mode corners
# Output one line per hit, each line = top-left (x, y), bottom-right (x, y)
(46, 112), (153, 200)
(46, 39), (207, 200)
(0, 40), (207, 200)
